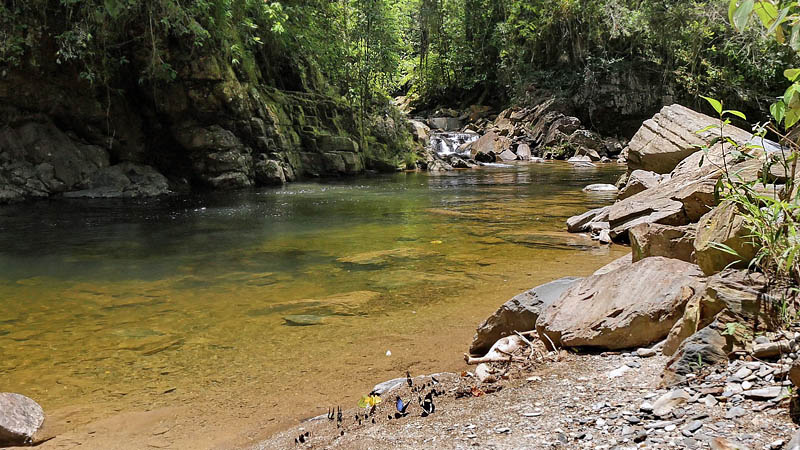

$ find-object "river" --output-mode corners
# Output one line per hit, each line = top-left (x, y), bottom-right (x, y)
(0, 162), (628, 447)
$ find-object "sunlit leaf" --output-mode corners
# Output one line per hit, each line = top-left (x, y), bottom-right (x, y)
(771, 100), (787, 124)
(701, 96), (723, 115)
(785, 68), (800, 82)
(754, 1), (779, 28)
(723, 109), (747, 120)
(733, 0), (755, 31)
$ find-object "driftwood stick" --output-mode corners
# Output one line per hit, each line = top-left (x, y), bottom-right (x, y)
(463, 353), (526, 365)
(513, 330), (537, 360)
(541, 332), (558, 353)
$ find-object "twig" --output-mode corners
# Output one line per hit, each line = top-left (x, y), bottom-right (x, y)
(514, 330), (538, 360)
(541, 332), (558, 353)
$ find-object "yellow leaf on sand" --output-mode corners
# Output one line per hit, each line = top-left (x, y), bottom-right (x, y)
(430, 240), (443, 244)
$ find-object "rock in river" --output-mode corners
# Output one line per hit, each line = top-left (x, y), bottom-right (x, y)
(536, 257), (705, 350)
(0, 393), (45, 446)
(284, 315), (325, 326)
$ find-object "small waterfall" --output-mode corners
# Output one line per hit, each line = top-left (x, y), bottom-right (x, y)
(430, 132), (479, 157)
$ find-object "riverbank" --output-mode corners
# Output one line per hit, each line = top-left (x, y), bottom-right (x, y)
(253, 102), (800, 450)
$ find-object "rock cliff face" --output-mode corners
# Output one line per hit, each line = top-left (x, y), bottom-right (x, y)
(0, 50), (414, 204)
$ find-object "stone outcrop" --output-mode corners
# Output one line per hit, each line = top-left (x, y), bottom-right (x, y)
(1, 45), (415, 204)
(625, 104), (754, 174)
(536, 257), (706, 350)
(0, 393), (45, 446)
(470, 277), (582, 355)
(694, 201), (756, 276)
(629, 223), (696, 263)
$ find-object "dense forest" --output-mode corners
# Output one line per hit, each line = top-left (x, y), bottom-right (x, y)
(1, 0), (795, 113)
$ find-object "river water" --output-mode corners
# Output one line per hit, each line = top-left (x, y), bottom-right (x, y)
(0, 162), (628, 441)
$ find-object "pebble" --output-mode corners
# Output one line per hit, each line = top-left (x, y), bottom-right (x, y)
(725, 407), (747, 419)
(683, 420), (704, 433)
(494, 427), (510, 434)
(637, 348), (657, 358)
(702, 395), (718, 407)
(606, 365), (630, 378)
(645, 420), (675, 430)
(639, 401), (653, 413)
(743, 386), (786, 400)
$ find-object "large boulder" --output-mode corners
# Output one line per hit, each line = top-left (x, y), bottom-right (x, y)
(408, 120), (431, 145)
(470, 277), (582, 355)
(467, 131), (512, 158)
(604, 170), (720, 240)
(0, 393), (45, 446)
(63, 162), (170, 198)
(429, 117), (462, 131)
(629, 223), (696, 263)
(694, 201), (757, 276)
(625, 104), (754, 174)
(618, 169), (664, 200)
(536, 257), (706, 350)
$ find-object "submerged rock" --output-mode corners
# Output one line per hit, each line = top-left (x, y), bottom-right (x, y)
(283, 315), (325, 326)
(582, 184), (618, 193)
(0, 393), (45, 446)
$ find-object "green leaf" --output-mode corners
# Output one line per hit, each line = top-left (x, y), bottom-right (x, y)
(723, 109), (747, 120)
(696, 124), (720, 134)
(754, 1), (779, 28)
(104, 0), (124, 18)
(787, 106), (800, 128)
(771, 100), (786, 124)
(701, 96), (723, 115)
(791, 23), (800, 51)
(733, 0), (755, 31)
(785, 68), (800, 82)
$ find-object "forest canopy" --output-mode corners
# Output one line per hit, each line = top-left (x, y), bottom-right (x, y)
(0, 0), (796, 113)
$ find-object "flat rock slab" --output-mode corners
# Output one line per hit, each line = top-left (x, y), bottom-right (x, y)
(536, 257), (706, 350)
(0, 393), (45, 446)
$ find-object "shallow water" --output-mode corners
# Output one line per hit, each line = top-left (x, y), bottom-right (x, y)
(0, 162), (627, 437)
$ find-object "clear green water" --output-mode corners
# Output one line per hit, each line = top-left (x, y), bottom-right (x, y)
(0, 162), (627, 431)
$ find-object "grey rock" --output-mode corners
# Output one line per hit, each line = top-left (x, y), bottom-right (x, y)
(725, 406), (746, 419)
(470, 277), (582, 355)
(0, 393), (45, 446)
(743, 386), (788, 400)
(370, 378), (406, 396)
(652, 389), (690, 417)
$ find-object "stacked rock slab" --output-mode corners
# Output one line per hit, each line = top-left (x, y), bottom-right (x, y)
(625, 104), (754, 174)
